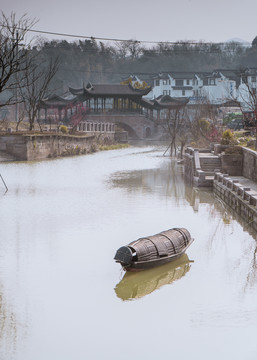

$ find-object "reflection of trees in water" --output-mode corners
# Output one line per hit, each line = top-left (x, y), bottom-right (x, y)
(114, 254), (192, 301)
(186, 185), (257, 293)
(109, 161), (186, 205)
(212, 195), (257, 293)
(185, 186), (214, 212)
(0, 288), (18, 358)
(244, 246), (257, 290)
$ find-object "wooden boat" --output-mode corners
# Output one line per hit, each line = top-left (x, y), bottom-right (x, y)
(114, 228), (194, 272)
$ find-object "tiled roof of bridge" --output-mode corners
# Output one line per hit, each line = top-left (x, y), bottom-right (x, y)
(69, 83), (151, 97)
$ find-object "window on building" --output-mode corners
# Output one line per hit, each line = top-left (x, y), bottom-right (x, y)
(209, 79), (215, 85)
(163, 90), (168, 95)
(252, 76), (256, 83)
(168, 80), (171, 85)
(186, 79), (190, 85)
(168, 90), (171, 95)
(155, 79), (160, 86)
(175, 79), (183, 86)
(163, 79), (167, 85)
(182, 90), (185, 96)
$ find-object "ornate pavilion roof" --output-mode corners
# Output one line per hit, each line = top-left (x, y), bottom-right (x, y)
(40, 93), (78, 108)
(141, 95), (189, 109)
(69, 83), (152, 97)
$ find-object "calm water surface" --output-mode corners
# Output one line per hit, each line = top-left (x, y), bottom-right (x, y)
(0, 144), (257, 360)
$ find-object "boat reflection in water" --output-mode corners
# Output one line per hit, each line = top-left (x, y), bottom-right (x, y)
(115, 254), (193, 301)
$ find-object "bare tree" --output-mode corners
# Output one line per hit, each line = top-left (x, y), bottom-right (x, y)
(115, 40), (129, 59)
(234, 69), (257, 148)
(15, 107), (27, 132)
(115, 39), (142, 60)
(237, 70), (257, 114)
(189, 97), (221, 145)
(127, 40), (142, 60)
(17, 56), (59, 131)
(161, 103), (189, 157)
(0, 12), (37, 108)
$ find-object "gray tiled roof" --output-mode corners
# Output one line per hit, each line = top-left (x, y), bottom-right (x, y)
(170, 72), (196, 79)
(69, 83), (151, 97)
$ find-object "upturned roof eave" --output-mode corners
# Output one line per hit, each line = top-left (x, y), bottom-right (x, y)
(69, 84), (152, 98)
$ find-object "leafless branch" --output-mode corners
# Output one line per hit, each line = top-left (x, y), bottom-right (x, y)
(17, 55), (59, 131)
(0, 12), (38, 107)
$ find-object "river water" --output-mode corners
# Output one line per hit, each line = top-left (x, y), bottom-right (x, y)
(0, 144), (257, 360)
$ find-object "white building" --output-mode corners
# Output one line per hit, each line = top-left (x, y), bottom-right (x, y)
(237, 68), (257, 112)
(200, 71), (237, 104)
(150, 72), (195, 99)
(141, 70), (238, 105)
(129, 68), (257, 114)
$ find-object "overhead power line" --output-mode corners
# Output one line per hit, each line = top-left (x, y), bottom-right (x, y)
(0, 24), (251, 47)
(59, 67), (243, 76)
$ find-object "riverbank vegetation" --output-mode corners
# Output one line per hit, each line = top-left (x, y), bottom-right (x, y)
(99, 144), (130, 151)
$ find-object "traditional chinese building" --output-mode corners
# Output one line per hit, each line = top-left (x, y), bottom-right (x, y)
(69, 82), (151, 112)
(39, 83), (190, 139)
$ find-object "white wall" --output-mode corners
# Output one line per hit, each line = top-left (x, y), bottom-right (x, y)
(202, 79), (237, 104)
(145, 72), (238, 105)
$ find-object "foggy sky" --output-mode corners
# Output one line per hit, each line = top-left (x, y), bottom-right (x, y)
(1, 0), (257, 45)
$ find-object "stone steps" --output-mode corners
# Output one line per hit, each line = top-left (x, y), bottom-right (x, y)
(200, 157), (221, 172)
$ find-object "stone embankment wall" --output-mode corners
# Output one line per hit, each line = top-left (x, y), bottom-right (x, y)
(184, 145), (257, 231)
(214, 145), (257, 179)
(220, 153), (243, 176)
(213, 172), (257, 232)
(0, 132), (115, 161)
(184, 146), (256, 186)
(242, 147), (257, 181)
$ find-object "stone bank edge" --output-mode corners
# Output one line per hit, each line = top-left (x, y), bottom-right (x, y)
(0, 132), (118, 161)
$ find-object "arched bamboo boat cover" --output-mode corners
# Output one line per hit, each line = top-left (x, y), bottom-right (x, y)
(114, 228), (193, 270)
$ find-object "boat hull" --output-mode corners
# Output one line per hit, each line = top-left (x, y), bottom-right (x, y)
(122, 238), (194, 272)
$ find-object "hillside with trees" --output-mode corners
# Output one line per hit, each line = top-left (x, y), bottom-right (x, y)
(34, 37), (257, 93)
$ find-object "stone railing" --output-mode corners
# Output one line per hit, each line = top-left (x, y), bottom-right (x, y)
(184, 147), (219, 186)
(214, 172), (257, 208)
(77, 122), (115, 133)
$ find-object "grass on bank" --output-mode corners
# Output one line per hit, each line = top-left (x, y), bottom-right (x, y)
(99, 144), (130, 151)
